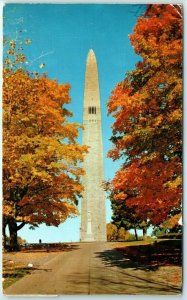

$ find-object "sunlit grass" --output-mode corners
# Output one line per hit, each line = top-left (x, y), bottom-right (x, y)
(111, 239), (154, 248)
(3, 264), (31, 289)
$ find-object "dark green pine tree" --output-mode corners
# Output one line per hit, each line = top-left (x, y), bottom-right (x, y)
(111, 197), (149, 240)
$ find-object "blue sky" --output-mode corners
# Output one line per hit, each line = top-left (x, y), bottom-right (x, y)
(4, 4), (146, 242)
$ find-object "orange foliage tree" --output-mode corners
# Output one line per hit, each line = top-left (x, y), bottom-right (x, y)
(3, 39), (88, 249)
(107, 5), (182, 226)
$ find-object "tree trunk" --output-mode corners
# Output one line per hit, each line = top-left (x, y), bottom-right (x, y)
(134, 228), (138, 241)
(143, 227), (147, 240)
(8, 219), (20, 251)
(3, 218), (8, 250)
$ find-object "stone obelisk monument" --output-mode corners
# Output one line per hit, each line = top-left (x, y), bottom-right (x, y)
(81, 49), (106, 242)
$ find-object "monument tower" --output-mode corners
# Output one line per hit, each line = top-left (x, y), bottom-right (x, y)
(81, 49), (106, 241)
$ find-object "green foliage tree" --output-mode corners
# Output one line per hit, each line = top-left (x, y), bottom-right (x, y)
(104, 182), (149, 241)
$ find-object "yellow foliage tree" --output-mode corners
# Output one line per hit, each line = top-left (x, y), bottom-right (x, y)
(3, 40), (88, 249)
(118, 227), (129, 241)
(106, 223), (118, 241)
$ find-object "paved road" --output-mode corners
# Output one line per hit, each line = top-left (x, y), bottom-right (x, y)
(4, 242), (181, 295)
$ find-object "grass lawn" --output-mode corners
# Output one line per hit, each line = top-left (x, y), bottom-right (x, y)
(114, 239), (153, 247)
(114, 239), (182, 267)
(3, 262), (32, 289)
(112, 238), (182, 288)
(2, 243), (76, 289)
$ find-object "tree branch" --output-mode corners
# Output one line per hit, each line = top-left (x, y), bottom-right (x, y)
(17, 222), (26, 231)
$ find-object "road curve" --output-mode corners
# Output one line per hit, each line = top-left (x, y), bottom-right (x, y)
(4, 242), (181, 295)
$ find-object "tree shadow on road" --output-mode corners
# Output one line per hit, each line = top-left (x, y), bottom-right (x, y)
(94, 248), (182, 294)
(95, 248), (147, 270)
(95, 240), (182, 271)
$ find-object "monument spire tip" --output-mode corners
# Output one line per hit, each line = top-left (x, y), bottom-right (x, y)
(88, 48), (95, 56)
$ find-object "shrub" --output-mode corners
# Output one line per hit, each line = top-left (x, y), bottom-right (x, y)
(157, 233), (182, 239)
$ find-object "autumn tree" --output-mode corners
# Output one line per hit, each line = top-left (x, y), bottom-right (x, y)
(106, 223), (118, 241)
(160, 206), (182, 233)
(104, 181), (148, 240)
(110, 192), (149, 240)
(117, 227), (130, 241)
(3, 39), (88, 249)
(107, 5), (182, 226)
